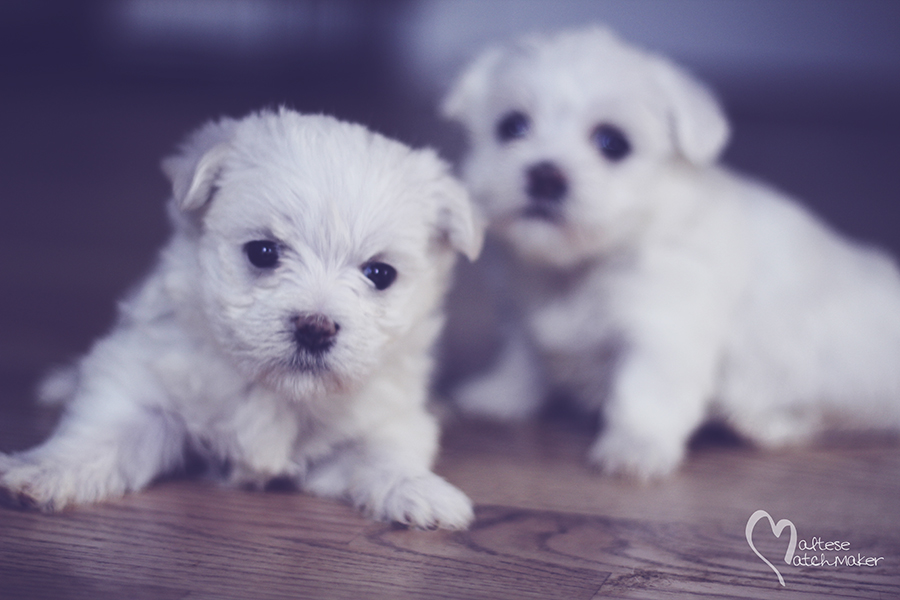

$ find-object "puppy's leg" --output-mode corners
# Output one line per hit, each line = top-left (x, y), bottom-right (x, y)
(304, 410), (473, 530)
(219, 388), (303, 490)
(588, 263), (727, 480)
(0, 385), (185, 511)
(453, 329), (546, 420)
(588, 349), (712, 480)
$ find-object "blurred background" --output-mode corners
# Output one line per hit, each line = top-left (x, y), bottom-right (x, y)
(1, 0), (899, 400)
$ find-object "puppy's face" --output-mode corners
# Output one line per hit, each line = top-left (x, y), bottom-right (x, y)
(163, 111), (482, 397)
(444, 27), (729, 267)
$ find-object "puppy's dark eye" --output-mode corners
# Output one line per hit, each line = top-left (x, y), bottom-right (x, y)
(362, 262), (397, 291)
(496, 111), (530, 142)
(244, 240), (280, 269)
(592, 124), (631, 161)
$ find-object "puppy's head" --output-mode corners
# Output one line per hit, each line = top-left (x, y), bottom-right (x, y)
(162, 109), (483, 397)
(443, 26), (729, 266)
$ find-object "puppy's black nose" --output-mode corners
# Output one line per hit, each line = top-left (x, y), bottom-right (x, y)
(293, 314), (339, 354)
(527, 161), (568, 203)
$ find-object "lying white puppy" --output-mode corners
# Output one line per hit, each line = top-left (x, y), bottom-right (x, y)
(0, 108), (482, 529)
(443, 26), (900, 479)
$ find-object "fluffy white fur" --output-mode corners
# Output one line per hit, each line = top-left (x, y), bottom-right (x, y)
(443, 26), (900, 479)
(0, 108), (483, 529)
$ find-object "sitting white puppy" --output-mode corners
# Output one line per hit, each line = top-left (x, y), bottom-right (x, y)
(0, 108), (482, 529)
(443, 26), (900, 479)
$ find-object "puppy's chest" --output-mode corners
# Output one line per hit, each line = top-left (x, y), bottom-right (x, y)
(182, 379), (344, 468)
(515, 262), (623, 353)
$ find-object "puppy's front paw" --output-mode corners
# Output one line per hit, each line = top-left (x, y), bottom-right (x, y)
(454, 334), (545, 421)
(360, 473), (474, 530)
(588, 430), (684, 481)
(0, 454), (36, 509)
(455, 375), (539, 421)
(0, 450), (130, 512)
(453, 364), (542, 421)
(0, 454), (75, 511)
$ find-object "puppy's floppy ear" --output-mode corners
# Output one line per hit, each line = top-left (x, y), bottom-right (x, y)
(652, 58), (730, 165)
(426, 154), (485, 261)
(161, 118), (237, 211)
(441, 46), (504, 126)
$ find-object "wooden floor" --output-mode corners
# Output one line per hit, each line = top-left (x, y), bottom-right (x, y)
(1, 371), (898, 599)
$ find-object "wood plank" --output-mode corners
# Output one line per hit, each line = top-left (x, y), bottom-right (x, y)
(2, 385), (899, 599)
(0, 480), (607, 600)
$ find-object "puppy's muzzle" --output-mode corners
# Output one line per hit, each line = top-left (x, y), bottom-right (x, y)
(293, 313), (339, 354)
(525, 161), (568, 219)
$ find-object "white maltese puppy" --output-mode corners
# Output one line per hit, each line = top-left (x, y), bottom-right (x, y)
(0, 108), (482, 529)
(443, 26), (900, 479)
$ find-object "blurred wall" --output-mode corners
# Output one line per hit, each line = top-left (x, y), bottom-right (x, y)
(398, 0), (900, 118)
